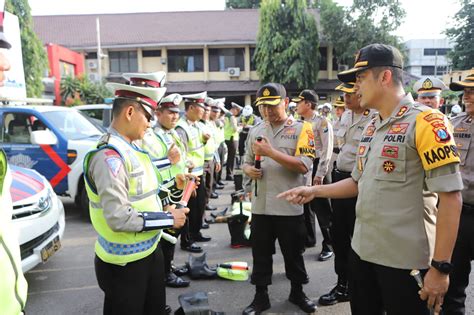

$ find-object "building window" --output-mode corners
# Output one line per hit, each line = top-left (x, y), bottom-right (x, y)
(168, 49), (203, 72)
(250, 47), (257, 71)
(143, 50), (162, 58)
(85, 52), (97, 59)
(109, 51), (138, 73)
(319, 47), (327, 70)
(436, 66), (448, 76)
(423, 48), (450, 56)
(421, 66), (435, 75)
(209, 48), (245, 72)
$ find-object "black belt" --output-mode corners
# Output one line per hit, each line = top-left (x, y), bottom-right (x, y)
(334, 168), (351, 176)
(462, 203), (474, 214)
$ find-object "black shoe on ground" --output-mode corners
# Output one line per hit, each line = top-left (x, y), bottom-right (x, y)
(318, 249), (334, 261)
(201, 222), (210, 229)
(165, 272), (190, 288)
(206, 205), (217, 211)
(225, 175), (234, 181)
(289, 292), (317, 313)
(217, 180), (225, 186)
(171, 264), (188, 276)
(215, 183), (225, 190)
(180, 243), (203, 253)
(210, 192), (219, 199)
(194, 234), (212, 242)
(165, 305), (172, 314)
(242, 292), (271, 315)
(318, 284), (350, 306)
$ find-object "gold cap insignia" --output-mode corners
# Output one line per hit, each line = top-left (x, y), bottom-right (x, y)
(263, 89), (270, 97)
(422, 78), (433, 89)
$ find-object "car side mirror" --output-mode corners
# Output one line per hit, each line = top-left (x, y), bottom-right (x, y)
(30, 130), (58, 145)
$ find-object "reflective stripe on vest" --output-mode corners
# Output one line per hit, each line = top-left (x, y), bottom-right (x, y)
(177, 118), (205, 176)
(84, 134), (163, 265)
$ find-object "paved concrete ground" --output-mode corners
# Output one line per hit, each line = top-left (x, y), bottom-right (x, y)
(24, 181), (474, 314)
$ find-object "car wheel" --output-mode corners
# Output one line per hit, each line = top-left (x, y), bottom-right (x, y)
(80, 186), (91, 222)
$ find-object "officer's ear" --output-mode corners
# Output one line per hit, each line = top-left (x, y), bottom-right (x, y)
(283, 97), (289, 110)
(125, 104), (138, 122)
(439, 97), (445, 106)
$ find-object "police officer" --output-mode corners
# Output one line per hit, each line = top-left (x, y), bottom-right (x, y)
(292, 90), (334, 261)
(279, 44), (463, 315)
(140, 92), (191, 288)
(413, 76), (448, 110)
(176, 92), (211, 250)
(442, 72), (474, 314)
(239, 105), (259, 158)
(319, 82), (376, 306)
(242, 83), (317, 314)
(0, 12), (28, 312)
(84, 76), (189, 314)
(210, 99), (226, 189)
(224, 102), (241, 180)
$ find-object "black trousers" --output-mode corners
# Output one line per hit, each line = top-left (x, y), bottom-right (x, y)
(331, 168), (357, 284)
(348, 250), (430, 315)
(204, 159), (215, 207)
(304, 158), (333, 247)
(238, 130), (249, 157)
(187, 175), (206, 241)
(442, 204), (474, 315)
(161, 239), (175, 275)
(225, 138), (237, 177)
(214, 142), (226, 183)
(95, 245), (166, 315)
(250, 214), (309, 286)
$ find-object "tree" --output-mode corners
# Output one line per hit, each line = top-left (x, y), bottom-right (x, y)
(255, 0), (319, 89)
(226, 0), (261, 8)
(6, 0), (48, 97)
(446, 0), (474, 70)
(318, 0), (405, 66)
(60, 75), (112, 106)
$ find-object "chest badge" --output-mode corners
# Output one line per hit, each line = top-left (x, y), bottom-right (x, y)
(382, 160), (395, 173)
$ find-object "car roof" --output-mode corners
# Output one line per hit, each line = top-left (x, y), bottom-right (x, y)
(0, 105), (77, 112)
(74, 104), (112, 110)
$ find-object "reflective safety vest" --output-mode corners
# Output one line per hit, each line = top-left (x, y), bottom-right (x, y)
(224, 115), (239, 141)
(199, 121), (217, 161)
(141, 127), (187, 190)
(214, 119), (225, 145)
(0, 149), (28, 315)
(84, 134), (163, 265)
(176, 118), (205, 176)
(241, 115), (255, 127)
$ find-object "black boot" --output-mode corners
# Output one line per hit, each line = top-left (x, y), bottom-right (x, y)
(165, 272), (190, 288)
(318, 283), (349, 306)
(318, 227), (334, 261)
(242, 290), (271, 315)
(289, 284), (317, 313)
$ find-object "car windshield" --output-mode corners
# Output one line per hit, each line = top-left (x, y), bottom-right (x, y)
(42, 110), (103, 140)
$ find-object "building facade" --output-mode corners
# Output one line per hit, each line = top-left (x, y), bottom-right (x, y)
(33, 10), (342, 105)
(404, 38), (453, 78)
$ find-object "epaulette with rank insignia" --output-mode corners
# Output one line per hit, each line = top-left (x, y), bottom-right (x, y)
(97, 133), (111, 148)
(363, 109), (370, 116)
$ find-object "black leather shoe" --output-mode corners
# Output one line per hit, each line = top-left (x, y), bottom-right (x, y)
(194, 234), (212, 242)
(171, 264), (188, 276)
(165, 305), (172, 314)
(217, 180), (225, 186)
(180, 243), (203, 253)
(242, 292), (271, 315)
(206, 205), (217, 211)
(225, 175), (234, 181)
(318, 249), (334, 261)
(215, 184), (225, 190)
(318, 284), (349, 306)
(166, 272), (190, 288)
(289, 292), (317, 313)
(201, 222), (210, 229)
(210, 192), (219, 199)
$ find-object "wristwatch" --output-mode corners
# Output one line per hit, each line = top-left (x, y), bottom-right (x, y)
(431, 259), (454, 274)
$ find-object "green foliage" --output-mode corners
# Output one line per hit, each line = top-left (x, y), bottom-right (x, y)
(255, 0), (319, 89)
(6, 0), (48, 97)
(317, 0), (405, 66)
(226, 0), (261, 8)
(60, 76), (112, 105)
(445, 0), (474, 70)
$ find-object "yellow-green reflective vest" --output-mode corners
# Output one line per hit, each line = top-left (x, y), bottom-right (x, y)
(214, 119), (225, 145)
(199, 121), (217, 161)
(176, 118), (205, 176)
(224, 115), (239, 141)
(141, 127), (187, 190)
(0, 150), (28, 315)
(241, 115), (255, 126)
(84, 134), (163, 265)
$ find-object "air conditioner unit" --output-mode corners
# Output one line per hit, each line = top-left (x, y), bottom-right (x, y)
(88, 73), (99, 81)
(228, 67), (240, 77)
(338, 64), (349, 71)
(87, 60), (98, 70)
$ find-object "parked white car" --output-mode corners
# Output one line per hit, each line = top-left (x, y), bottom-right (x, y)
(9, 165), (65, 272)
